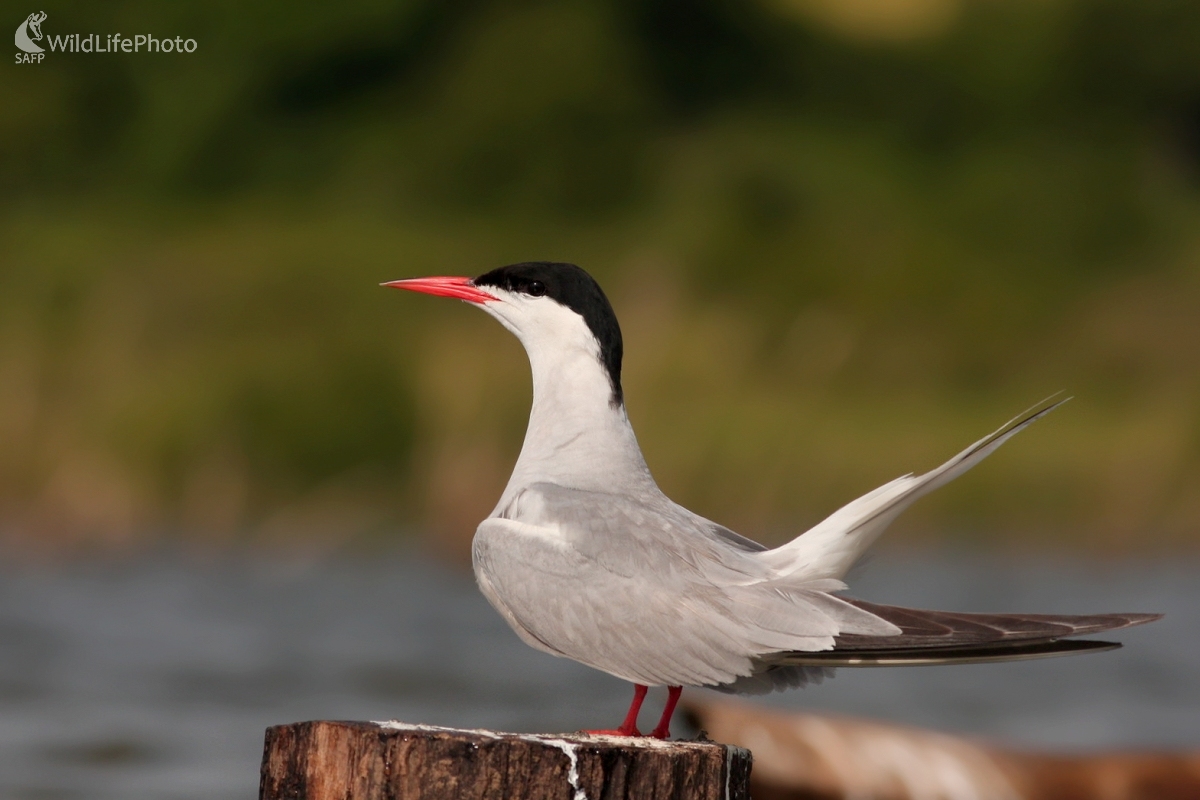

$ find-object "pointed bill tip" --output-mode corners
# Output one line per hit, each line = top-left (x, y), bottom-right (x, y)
(382, 276), (496, 303)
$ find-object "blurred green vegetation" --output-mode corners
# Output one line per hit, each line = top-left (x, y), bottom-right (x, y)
(2, 0), (1200, 554)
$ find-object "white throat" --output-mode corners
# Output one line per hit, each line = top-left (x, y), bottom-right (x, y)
(480, 296), (658, 513)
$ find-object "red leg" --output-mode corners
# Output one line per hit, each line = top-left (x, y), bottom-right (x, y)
(649, 686), (682, 739)
(585, 684), (647, 736)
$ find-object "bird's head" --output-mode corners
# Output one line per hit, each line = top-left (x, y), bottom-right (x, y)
(384, 262), (624, 406)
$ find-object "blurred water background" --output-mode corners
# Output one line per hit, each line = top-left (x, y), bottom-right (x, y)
(2, 1), (1199, 798)
(0, 548), (1192, 800)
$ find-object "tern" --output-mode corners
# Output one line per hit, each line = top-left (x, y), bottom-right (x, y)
(385, 262), (1160, 739)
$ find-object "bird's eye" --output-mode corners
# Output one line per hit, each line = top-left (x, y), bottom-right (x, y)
(527, 281), (546, 297)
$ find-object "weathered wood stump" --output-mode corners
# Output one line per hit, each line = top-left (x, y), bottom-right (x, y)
(260, 720), (752, 800)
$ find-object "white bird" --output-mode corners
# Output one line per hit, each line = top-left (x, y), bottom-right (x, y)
(385, 262), (1159, 739)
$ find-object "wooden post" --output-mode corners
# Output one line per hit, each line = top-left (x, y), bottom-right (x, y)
(260, 720), (752, 800)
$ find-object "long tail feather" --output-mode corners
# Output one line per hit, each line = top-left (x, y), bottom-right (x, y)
(763, 396), (1071, 581)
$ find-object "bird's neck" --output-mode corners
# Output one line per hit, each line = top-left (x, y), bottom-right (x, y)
(497, 339), (656, 509)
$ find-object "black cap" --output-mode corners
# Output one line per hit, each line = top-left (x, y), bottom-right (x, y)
(474, 262), (623, 406)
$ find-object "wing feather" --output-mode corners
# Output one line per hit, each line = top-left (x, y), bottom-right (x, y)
(833, 599), (1160, 650)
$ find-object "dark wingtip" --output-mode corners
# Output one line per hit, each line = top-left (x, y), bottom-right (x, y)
(779, 637), (1126, 667)
(1114, 612), (1164, 629)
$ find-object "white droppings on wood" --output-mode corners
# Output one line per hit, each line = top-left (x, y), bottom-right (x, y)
(370, 721), (705, 750)
(371, 721), (502, 739)
(536, 737), (588, 800)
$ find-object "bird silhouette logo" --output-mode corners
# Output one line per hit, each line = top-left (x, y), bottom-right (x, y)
(15, 11), (46, 53)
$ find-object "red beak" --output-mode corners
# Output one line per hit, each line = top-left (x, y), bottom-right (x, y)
(381, 276), (497, 304)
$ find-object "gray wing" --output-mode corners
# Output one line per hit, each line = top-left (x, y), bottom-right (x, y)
(473, 482), (897, 688)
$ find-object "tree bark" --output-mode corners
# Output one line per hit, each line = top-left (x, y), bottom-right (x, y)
(260, 720), (752, 800)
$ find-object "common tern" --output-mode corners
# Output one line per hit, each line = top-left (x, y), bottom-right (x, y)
(385, 262), (1160, 739)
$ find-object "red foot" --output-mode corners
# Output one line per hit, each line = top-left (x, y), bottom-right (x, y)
(648, 686), (682, 739)
(585, 684), (684, 739)
(586, 684), (647, 737)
